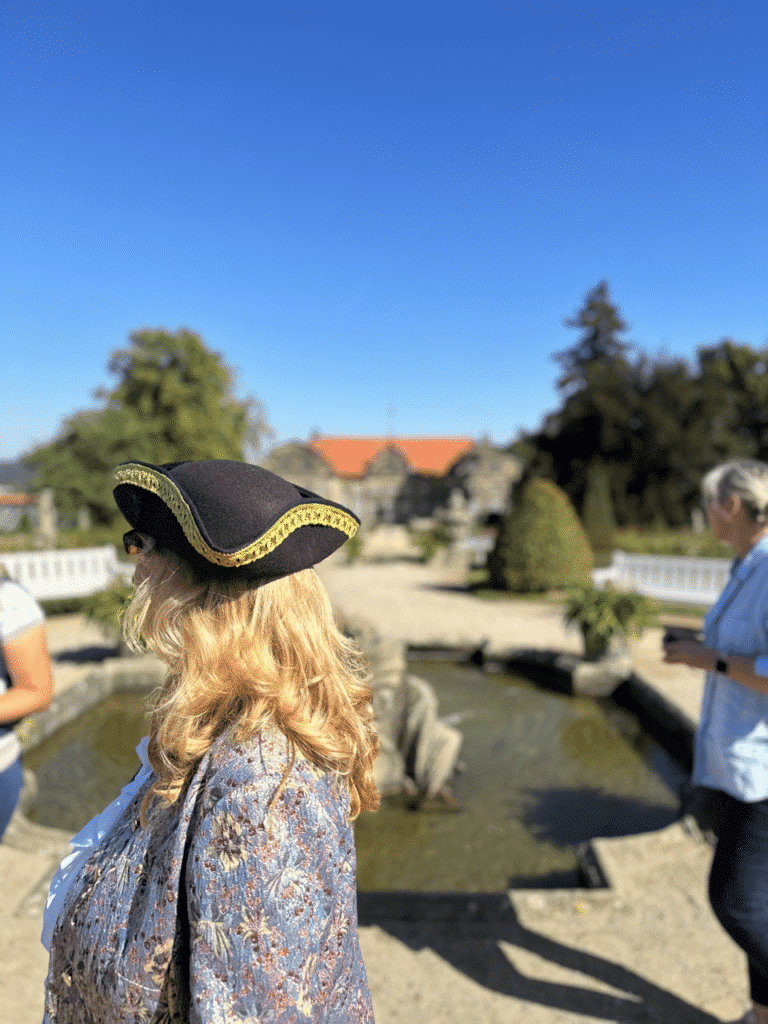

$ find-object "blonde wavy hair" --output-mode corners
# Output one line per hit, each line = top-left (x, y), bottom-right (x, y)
(122, 549), (380, 825)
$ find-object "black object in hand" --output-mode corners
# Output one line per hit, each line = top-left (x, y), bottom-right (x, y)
(662, 625), (704, 645)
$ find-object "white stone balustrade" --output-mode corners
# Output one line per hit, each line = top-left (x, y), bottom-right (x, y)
(0, 543), (733, 605)
(593, 550), (731, 605)
(0, 546), (134, 600)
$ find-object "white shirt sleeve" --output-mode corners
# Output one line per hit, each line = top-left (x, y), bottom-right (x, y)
(0, 581), (44, 643)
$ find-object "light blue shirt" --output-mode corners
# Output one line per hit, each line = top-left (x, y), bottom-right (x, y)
(694, 534), (768, 801)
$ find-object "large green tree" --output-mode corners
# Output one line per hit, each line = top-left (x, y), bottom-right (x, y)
(29, 328), (273, 524)
(523, 281), (768, 526)
(697, 340), (768, 461)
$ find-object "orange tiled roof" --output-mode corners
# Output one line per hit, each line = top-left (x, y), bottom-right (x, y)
(306, 437), (475, 479)
(0, 494), (35, 506)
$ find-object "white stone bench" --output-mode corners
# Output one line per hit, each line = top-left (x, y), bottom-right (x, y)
(0, 546), (133, 600)
(593, 550), (731, 605)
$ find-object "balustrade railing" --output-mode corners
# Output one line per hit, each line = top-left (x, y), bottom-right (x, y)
(593, 550), (731, 605)
(0, 546), (133, 601)
(0, 543), (733, 606)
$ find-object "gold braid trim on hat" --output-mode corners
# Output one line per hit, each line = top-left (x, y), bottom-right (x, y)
(114, 464), (358, 567)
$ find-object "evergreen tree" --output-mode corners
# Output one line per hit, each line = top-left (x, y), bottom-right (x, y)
(581, 461), (616, 554)
(527, 281), (640, 518)
(524, 319), (768, 528)
(28, 328), (273, 524)
(556, 280), (632, 394)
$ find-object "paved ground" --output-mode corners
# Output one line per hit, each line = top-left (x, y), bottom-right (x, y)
(0, 560), (749, 1023)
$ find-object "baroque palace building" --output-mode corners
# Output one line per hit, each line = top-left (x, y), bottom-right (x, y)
(260, 435), (522, 529)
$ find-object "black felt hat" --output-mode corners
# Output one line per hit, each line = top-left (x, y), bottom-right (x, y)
(113, 460), (359, 580)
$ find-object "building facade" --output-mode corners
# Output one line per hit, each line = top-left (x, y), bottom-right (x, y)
(0, 491), (37, 533)
(260, 435), (522, 529)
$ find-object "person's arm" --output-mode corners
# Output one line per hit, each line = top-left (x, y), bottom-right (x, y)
(663, 638), (768, 694)
(0, 624), (54, 723)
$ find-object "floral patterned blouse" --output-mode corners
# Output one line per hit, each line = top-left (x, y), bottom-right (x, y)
(43, 724), (375, 1023)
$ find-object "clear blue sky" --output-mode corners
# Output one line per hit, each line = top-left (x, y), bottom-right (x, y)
(3, 0), (766, 461)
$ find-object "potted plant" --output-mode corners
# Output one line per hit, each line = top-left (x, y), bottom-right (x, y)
(564, 583), (656, 661)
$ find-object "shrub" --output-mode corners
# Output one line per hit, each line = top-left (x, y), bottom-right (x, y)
(412, 524), (451, 563)
(40, 580), (134, 625)
(344, 533), (363, 563)
(80, 582), (134, 634)
(5, 526), (129, 554)
(487, 477), (593, 593)
(55, 526), (128, 551)
(581, 462), (616, 554)
(39, 596), (92, 617)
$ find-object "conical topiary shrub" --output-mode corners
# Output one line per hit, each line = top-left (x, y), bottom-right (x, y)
(581, 461), (617, 556)
(487, 477), (593, 593)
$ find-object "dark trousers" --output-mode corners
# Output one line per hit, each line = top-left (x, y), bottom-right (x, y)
(709, 790), (768, 1006)
(0, 757), (23, 840)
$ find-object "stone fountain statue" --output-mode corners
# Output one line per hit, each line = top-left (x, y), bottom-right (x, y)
(342, 614), (463, 805)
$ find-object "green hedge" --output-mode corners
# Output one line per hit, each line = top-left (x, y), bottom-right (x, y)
(39, 596), (93, 616)
(1, 526), (128, 554)
(612, 527), (730, 558)
(411, 525), (451, 563)
(41, 582), (134, 625)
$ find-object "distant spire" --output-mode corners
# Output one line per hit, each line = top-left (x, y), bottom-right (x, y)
(386, 405), (396, 439)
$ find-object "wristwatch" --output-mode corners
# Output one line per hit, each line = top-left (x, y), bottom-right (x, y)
(715, 657), (729, 674)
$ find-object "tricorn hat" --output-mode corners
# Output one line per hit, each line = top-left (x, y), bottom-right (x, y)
(113, 460), (359, 580)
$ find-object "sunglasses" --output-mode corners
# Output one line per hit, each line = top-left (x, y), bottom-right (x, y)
(123, 530), (156, 556)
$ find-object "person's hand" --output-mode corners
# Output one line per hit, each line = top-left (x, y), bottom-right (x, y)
(662, 638), (713, 671)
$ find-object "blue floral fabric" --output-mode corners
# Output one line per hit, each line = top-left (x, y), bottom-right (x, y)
(43, 724), (375, 1023)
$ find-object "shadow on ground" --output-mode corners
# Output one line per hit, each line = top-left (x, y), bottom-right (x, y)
(358, 893), (719, 1023)
(52, 644), (119, 663)
(519, 787), (680, 845)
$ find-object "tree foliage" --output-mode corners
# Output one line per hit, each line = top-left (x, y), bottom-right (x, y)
(556, 280), (632, 394)
(28, 328), (273, 524)
(523, 282), (768, 528)
(581, 461), (616, 554)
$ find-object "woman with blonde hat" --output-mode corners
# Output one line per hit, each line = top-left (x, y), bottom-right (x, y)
(42, 459), (379, 1023)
